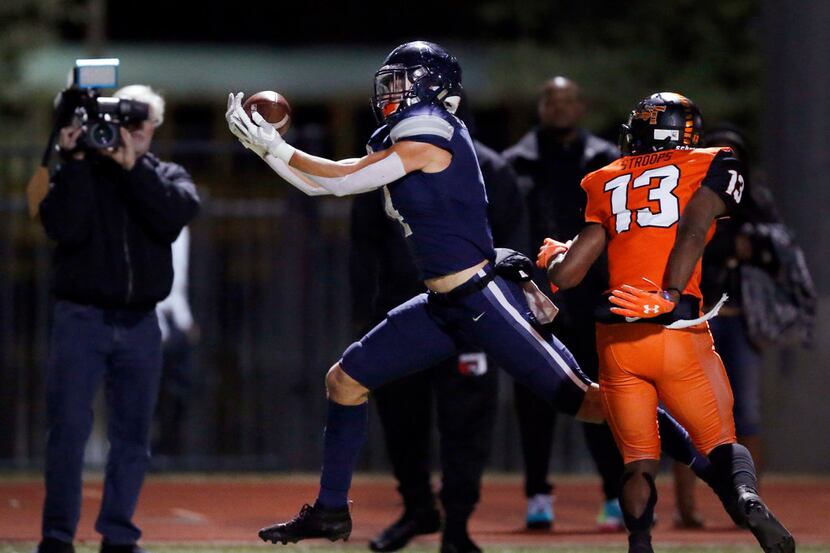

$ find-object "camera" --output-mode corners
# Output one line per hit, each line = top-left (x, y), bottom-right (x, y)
(57, 59), (150, 150)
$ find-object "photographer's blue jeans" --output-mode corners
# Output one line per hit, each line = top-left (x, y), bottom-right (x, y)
(42, 300), (162, 545)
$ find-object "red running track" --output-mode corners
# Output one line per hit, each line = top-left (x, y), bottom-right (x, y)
(1, 475), (827, 547)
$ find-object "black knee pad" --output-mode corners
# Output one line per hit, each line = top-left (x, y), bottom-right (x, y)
(620, 470), (657, 534)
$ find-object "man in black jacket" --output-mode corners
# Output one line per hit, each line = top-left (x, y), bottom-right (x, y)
(36, 85), (199, 553)
(502, 76), (624, 531)
(352, 96), (525, 553)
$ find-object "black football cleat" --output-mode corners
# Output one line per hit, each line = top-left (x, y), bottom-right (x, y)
(737, 488), (795, 553)
(258, 503), (352, 545)
(369, 508), (441, 552)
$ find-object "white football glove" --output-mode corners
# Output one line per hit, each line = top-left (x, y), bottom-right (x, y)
(225, 92), (294, 160)
(226, 93), (266, 157)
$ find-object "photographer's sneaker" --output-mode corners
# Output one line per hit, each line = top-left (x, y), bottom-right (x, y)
(34, 539), (75, 553)
(737, 487), (795, 553)
(99, 545), (150, 553)
(525, 493), (553, 530)
(258, 502), (351, 544)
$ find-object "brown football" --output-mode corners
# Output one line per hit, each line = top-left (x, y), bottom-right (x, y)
(243, 91), (292, 135)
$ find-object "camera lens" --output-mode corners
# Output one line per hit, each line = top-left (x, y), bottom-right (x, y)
(87, 122), (119, 149)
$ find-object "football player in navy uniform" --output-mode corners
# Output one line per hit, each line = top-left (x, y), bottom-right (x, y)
(225, 41), (714, 546)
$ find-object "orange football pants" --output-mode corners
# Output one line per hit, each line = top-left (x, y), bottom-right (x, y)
(596, 322), (736, 464)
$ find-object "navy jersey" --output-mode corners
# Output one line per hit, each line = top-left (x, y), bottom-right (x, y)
(366, 104), (496, 279)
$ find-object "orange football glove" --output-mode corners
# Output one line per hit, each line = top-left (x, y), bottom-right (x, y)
(536, 238), (570, 270)
(609, 278), (678, 319)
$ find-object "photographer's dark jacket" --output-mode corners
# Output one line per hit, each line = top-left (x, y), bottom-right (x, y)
(40, 152), (200, 310)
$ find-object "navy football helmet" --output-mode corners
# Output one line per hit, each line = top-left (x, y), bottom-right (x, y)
(372, 41), (463, 123)
(619, 92), (703, 156)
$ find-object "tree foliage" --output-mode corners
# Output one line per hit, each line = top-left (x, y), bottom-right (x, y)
(474, 0), (761, 138)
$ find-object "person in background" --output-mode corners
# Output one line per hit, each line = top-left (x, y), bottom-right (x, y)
(702, 125), (778, 469)
(36, 84), (199, 553)
(671, 124), (791, 527)
(502, 76), (625, 531)
(154, 226), (199, 457)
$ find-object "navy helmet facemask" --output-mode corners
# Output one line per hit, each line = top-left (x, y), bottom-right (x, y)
(372, 41), (463, 123)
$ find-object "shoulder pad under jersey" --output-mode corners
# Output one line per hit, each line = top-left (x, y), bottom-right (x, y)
(389, 103), (456, 144)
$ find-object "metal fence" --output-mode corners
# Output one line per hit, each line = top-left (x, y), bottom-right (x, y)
(0, 142), (600, 476)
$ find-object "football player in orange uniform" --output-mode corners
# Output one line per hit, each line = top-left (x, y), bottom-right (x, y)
(537, 93), (793, 553)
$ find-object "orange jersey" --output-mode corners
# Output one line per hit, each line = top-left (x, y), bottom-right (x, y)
(582, 147), (743, 300)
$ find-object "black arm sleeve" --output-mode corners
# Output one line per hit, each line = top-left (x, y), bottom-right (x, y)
(349, 190), (384, 334)
(121, 157), (200, 243)
(39, 160), (96, 245)
(700, 149), (745, 214)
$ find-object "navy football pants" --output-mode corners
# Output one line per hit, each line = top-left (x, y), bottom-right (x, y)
(342, 267), (591, 415)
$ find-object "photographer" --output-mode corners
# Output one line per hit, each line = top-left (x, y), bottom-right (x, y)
(36, 84), (199, 553)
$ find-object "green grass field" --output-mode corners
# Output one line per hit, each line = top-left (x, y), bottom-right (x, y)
(3, 546), (830, 553)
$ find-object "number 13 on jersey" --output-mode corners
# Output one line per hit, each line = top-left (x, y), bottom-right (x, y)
(603, 165), (680, 233)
